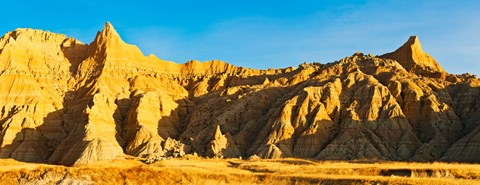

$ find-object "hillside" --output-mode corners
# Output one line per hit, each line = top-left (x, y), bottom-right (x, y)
(0, 22), (479, 165)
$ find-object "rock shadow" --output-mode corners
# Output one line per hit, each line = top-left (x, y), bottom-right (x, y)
(0, 108), (67, 163)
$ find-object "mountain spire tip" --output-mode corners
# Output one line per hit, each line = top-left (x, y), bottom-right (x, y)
(406, 35), (420, 46)
(102, 22), (116, 33)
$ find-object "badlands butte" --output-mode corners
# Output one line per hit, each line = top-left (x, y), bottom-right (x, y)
(0, 22), (479, 166)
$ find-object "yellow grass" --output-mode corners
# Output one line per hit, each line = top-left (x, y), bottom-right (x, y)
(0, 157), (479, 184)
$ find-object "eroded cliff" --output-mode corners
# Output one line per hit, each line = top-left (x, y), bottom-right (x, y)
(0, 22), (478, 165)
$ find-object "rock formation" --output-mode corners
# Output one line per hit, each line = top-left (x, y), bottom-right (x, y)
(381, 36), (446, 78)
(0, 22), (479, 165)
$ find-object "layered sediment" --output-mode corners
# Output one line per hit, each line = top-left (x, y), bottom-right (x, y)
(0, 22), (478, 165)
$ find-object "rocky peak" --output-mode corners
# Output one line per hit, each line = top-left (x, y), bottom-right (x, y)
(0, 28), (68, 50)
(381, 36), (445, 78)
(212, 125), (223, 140)
(85, 22), (145, 65)
(0, 28), (77, 72)
(407, 35), (420, 47)
(91, 22), (124, 49)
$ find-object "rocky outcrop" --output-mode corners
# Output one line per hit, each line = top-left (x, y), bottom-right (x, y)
(381, 36), (446, 78)
(205, 125), (242, 158)
(0, 22), (479, 165)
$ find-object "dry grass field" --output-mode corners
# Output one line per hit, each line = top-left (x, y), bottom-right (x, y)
(0, 157), (479, 184)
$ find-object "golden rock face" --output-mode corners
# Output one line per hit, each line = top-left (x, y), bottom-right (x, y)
(0, 22), (478, 165)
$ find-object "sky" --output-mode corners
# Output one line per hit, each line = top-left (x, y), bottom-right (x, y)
(1, 0), (479, 74)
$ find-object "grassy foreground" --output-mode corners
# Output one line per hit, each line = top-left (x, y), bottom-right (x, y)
(0, 157), (479, 184)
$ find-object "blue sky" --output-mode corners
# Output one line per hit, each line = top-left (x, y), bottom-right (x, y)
(1, 0), (480, 74)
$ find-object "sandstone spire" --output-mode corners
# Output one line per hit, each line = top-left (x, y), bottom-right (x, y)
(77, 22), (148, 79)
(93, 22), (123, 47)
(86, 21), (146, 60)
(381, 36), (445, 78)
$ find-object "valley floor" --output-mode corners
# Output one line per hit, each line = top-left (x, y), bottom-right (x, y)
(0, 157), (479, 185)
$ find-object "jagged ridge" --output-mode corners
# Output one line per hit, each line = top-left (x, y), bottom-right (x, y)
(0, 22), (479, 165)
